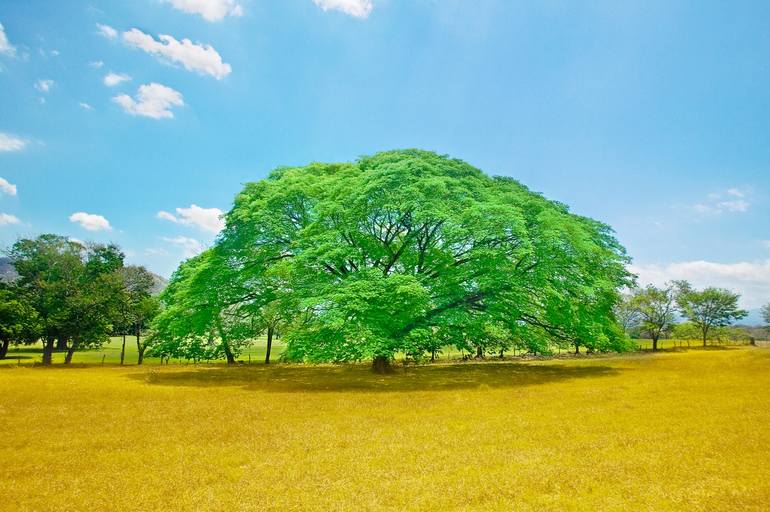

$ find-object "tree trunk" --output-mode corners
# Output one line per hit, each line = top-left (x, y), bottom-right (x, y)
(372, 355), (392, 374)
(475, 346), (484, 359)
(652, 336), (658, 352)
(64, 341), (78, 364)
(120, 334), (126, 365)
(264, 325), (273, 364)
(42, 336), (54, 365)
(702, 329), (708, 347)
(499, 349), (504, 359)
(136, 327), (144, 365)
(56, 336), (67, 351)
(223, 342), (236, 364)
(574, 343), (580, 355)
(430, 348), (436, 362)
(0, 338), (9, 359)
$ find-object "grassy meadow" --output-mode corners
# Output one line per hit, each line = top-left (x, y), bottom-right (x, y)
(1, 346), (769, 511)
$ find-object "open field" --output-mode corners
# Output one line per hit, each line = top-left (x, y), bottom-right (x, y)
(1, 347), (769, 511)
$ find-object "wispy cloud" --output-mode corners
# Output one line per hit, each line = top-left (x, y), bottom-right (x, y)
(0, 213), (20, 225)
(113, 83), (184, 119)
(692, 187), (751, 215)
(162, 235), (204, 258)
(0, 22), (17, 57)
(157, 204), (224, 234)
(103, 72), (131, 87)
(122, 28), (231, 79)
(34, 79), (54, 93)
(79, 102), (93, 110)
(0, 177), (17, 196)
(313, 0), (373, 18)
(163, 0), (243, 22)
(0, 133), (27, 152)
(69, 212), (112, 231)
(96, 23), (118, 40)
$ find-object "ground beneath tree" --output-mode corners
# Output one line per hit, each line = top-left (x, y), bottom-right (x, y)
(1, 347), (768, 511)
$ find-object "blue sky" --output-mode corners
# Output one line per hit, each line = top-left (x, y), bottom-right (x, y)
(1, 0), (769, 310)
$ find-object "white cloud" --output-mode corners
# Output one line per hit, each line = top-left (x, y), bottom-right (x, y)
(0, 133), (27, 152)
(0, 213), (20, 225)
(157, 204), (224, 233)
(692, 187), (751, 215)
(79, 102), (93, 110)
(145, 247), (169, 256)
(103, 72), (131, 87)
(89, 60), (104, 68)
(313, 0), (373, 18)
(0, 23), (17, 57)
(164, 0), (243, 21)
(630, 260), (770, 309)
(162, 235), (204, 258)
(50, 49), (60, 57)
(0, 177), (17, 196)
(35, 79), (54, 93)
(69, 212), (112, 231)
(122, 28), (231, 79)
(96, 23), (118, 39)
(113, 83), (184, 119)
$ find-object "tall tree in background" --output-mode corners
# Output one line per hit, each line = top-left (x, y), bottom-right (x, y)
(762, 303), (770, 332)
(204, 149), (632, 371)
(119, 265), (159, 365)
(675, 282), (748, 347)
(630, 284), (677, 351)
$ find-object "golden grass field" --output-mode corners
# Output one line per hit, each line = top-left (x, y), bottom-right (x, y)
(1, 346), (769, 511)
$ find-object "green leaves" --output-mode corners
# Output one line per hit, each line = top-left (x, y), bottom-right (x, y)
(160, 150), (634, 364)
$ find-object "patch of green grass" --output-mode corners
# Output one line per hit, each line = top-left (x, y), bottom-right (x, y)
(1, 346), (768, 510)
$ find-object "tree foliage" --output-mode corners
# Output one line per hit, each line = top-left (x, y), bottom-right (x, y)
(0, 284), (41, 359)
(628, 284), (677, 351)
(675, 282), (748, 347)
(152, 150), (633, 368)
(9, 235), (125, 364)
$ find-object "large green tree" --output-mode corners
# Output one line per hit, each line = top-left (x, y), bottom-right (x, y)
(185, 149), (633, 371)
(675, 282), (748, 347)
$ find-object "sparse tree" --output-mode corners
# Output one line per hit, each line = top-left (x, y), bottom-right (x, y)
(629, 284), (677, 351)
(675, 282), (748, 347)
(762, 303), (770, 330)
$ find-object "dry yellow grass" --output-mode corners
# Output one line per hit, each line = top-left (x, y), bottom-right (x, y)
(1, 347), (769, 511)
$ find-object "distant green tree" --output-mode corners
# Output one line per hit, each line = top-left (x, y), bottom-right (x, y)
(762, 303), (770, 329)
(118, 265), (160, 365)
(675, 282), (748, 347)
(614, 293), (641, 336)
(0, 285), (41, 359)
(215, 150), (633, 371)
(9, 235), (125, 364)
(629, 284), (677, 351)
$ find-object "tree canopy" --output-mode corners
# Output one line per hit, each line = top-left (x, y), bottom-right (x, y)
(152, 150), (633, 369)
(675, 282), (748, 347)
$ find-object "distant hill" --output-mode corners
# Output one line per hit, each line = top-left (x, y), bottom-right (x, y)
(0, 256), (168, 295)
(0, 257), (18, 283)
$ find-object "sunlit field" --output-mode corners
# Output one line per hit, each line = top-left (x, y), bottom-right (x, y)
(1, 346), (769, 511)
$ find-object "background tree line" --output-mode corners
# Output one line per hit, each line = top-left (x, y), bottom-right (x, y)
(615, 281), (767, 350)
(0, 234), (160, 364)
